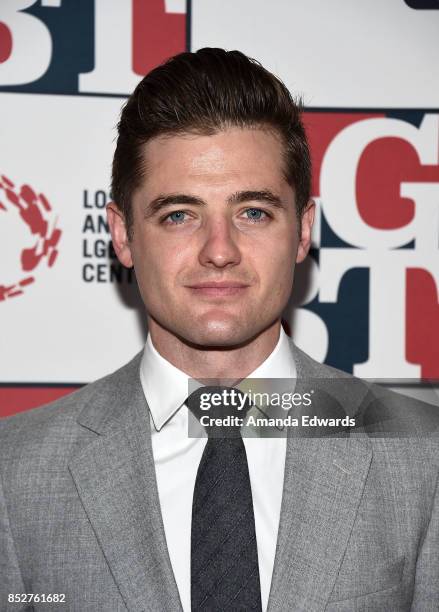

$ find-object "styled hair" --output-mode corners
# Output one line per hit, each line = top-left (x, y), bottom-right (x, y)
(111, 48), (311, 237)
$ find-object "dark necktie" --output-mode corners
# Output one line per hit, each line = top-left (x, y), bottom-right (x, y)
(188, 386), (262, 611)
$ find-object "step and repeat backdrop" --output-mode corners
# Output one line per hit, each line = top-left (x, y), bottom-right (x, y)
(1, 0), (438, 416)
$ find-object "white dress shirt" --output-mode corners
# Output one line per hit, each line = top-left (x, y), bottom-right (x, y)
(139, 328), (296, 612)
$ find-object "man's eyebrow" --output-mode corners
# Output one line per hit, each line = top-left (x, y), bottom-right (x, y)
(227, 190), (285, 208)
(145, 194), (206, 216)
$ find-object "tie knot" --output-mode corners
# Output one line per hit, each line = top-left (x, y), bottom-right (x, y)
(186, 385), (253, 438)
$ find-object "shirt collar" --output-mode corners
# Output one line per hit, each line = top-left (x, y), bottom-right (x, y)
(140, 327), (296, 432)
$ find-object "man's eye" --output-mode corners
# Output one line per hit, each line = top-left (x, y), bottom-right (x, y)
(244, 208), (268, 222)
(165, 210), (187, 224)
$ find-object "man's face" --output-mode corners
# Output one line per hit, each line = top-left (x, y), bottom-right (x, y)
(108, 127), (314, 347)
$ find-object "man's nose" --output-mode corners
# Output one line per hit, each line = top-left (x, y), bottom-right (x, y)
(198, 217), (241, 268)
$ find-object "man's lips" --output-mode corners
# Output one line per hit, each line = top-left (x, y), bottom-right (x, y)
(185, 281), (250, 297)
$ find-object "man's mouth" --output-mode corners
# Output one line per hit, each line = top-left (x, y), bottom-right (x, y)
(186, 281), (250, 297)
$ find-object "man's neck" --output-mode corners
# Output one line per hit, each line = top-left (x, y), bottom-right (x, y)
(147, 319), (282, 381)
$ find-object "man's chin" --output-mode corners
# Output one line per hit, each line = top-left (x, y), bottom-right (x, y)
(177, 322), (258, 350)
(148, 311), (270, 350)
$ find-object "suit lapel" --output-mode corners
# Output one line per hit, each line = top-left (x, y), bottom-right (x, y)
(68, 357), (182, 612)
(267, 343), (373, 612)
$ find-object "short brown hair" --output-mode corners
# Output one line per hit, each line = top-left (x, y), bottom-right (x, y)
(111, 48), (311, 237)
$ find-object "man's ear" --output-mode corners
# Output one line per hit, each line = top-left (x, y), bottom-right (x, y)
(296, 199), (315, 263)
(106, 202), (134, 268)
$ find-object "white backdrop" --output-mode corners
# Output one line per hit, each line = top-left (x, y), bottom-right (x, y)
(0, 0), (438, 414)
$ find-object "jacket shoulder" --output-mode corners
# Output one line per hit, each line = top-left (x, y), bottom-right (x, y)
(290, 341), (353, 380)
(290, 341), (439, 445)
(0, 352), (143, 463)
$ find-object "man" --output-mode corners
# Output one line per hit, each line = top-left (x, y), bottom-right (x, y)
(0, 48), (438, 612)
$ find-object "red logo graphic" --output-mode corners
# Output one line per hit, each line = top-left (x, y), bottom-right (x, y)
(0, 174), (61, 301)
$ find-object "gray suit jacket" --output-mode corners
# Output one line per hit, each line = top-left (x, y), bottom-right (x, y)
(1, 342), (438, 611)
